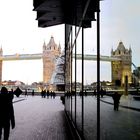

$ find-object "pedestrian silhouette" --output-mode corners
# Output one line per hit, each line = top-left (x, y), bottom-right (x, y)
(79, 90), (82, 96)
(24, 89), (28, 97)
(0, 87), (15, 140)
(14, 87), (22, 97)
(100, 88), (104, 98)
(52, 91), (56, 99)
(112, 92), (121, 111)
(93, 89), (96, 96)
(32, 90), (34, 96)
(46, 90), (49, 98)
(84, 90), (87, 96)
(8, 89), (14, 100)
(41, 90), (46, 98)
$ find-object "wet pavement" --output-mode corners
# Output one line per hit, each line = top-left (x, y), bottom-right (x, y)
(99, 95), (140, 140)
(9, 96), (73, 140)
(100, 94), (140, 111)
(7, 95), (140, 140)
(70, 95), (140, 140)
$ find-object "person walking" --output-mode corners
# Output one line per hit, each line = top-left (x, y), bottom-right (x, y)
(112, 92), (121, 111)
(32, 89), (35, 96)
(24, 89), (28, 97)
(0, 87), (15, 140)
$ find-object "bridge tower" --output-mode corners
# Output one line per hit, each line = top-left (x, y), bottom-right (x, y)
(0, 47), (2, 83)
(42, 36), (61, 85)
(111, 41), (132, 86)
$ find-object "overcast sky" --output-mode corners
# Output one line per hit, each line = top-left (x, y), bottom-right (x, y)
(0, 0), (140, 84)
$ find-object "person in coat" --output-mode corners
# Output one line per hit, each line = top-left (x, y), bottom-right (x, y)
(0, 87), (15, 140)
(112, 92), (121, 111)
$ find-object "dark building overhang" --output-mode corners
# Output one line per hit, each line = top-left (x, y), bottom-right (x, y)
(33, 0), (100, 28)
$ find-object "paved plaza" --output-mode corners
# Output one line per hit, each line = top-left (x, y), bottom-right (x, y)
(100, 94), (140, 111)
(9, 96), (73, 140)
(99, 95), (140, 140)
(6, 95), (140, 140)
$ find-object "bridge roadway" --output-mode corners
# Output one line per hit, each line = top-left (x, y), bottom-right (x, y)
(0, 53), (121, 61)
(8, 94), (140, 140)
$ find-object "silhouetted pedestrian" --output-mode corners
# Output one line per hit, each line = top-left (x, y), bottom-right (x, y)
(41, 90), (46, 98)
(32, 90), (34, 96)
(100, 88), (104, 98)
(84, 90), (87, 96)
(47, 90), (49, 98)
(0, 87), (15, 140)
(112, 92), (121, 111)
(93, 89), (96, 96)
(41, 90), (43, 98)
(79, 90), (82, 97)
(43, 89), (46, 98)
(24, 89), (28, 97)
(52, 91), (56, 99)
(8, 89), (14, 100)
(14, 87), (22, 97)
(50, 91), (53, 98)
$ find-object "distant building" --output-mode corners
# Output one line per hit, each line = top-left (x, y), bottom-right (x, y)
(132, 66), (140, 86)
(111, 41), (132, 86)
(1, 80), (25, 86)
(42, 36), (61, 85)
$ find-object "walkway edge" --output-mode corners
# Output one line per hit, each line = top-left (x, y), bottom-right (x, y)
(13, 98), (26, 103)
(100, 99), (140, 112)
(64, 110), (83, 140)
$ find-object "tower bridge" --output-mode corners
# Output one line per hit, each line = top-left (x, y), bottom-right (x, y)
(74, 54), (121, 61)
(0, 37), (138, 88)
(0, 53), (120, 61)
(0, 53), (42, 61)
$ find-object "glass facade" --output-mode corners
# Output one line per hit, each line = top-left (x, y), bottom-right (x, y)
(64, 21), (100, 139)
(34, 0), (140, 140)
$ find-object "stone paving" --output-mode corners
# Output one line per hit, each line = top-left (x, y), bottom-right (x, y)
(100, 94), (140, 111)
(99, 95), (140, 140)
(9, 96), (74, 140)
(70, 95), (140, 140)
(6, 95), (140, 140)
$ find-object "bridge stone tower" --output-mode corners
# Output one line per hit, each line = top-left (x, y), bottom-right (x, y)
(111, 41), (132, 86)
(43, 36), (61, 84)
(0, 48), (3, 83)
